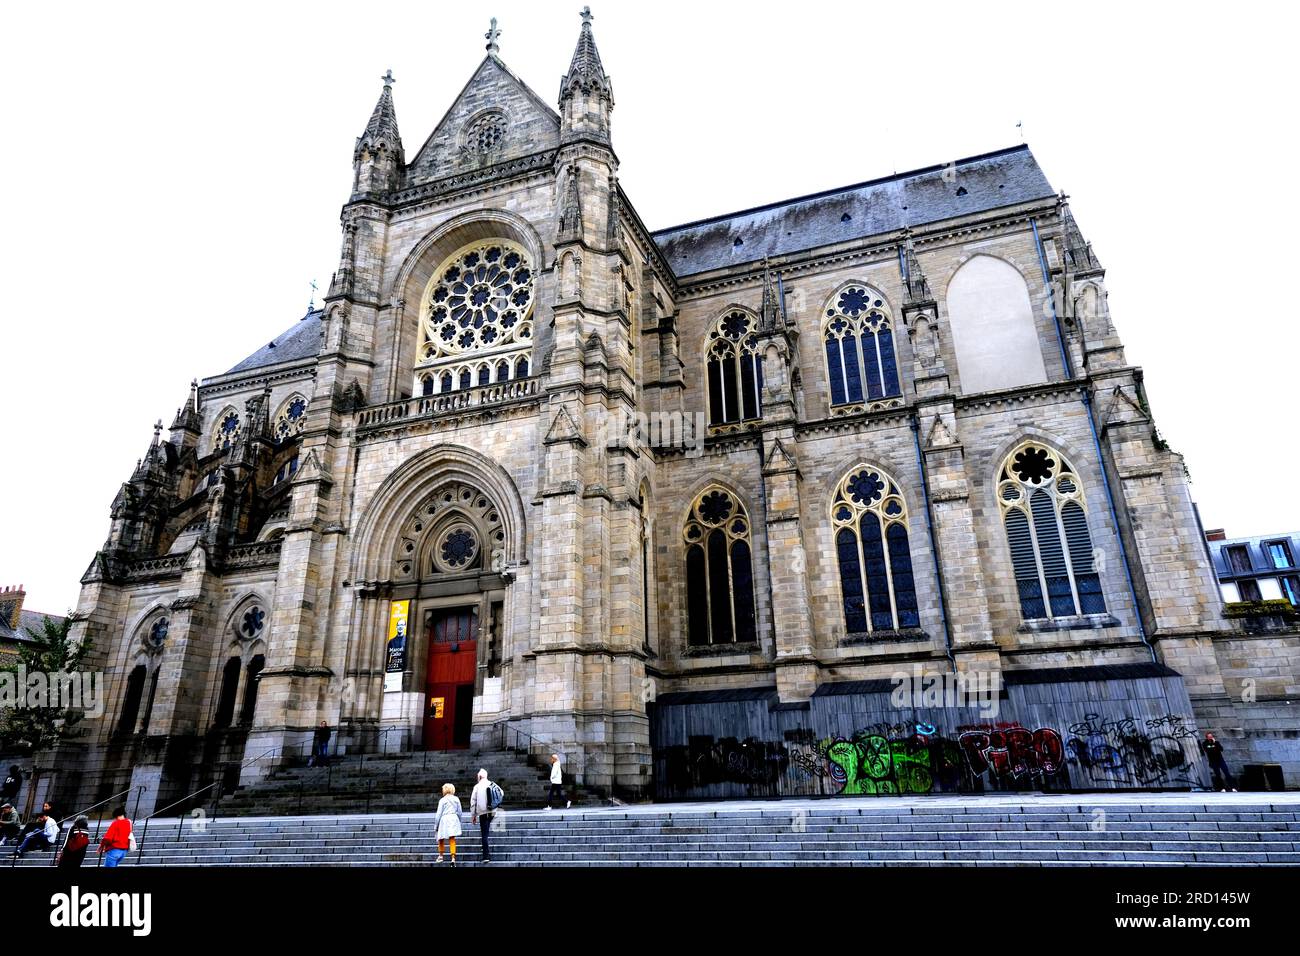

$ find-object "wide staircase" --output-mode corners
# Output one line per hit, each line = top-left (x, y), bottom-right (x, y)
(16, 797), (1299, 867)
(212, 746), (591, 816)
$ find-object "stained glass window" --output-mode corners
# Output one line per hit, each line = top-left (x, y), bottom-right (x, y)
(831, 467), (919, 635)
(684, 487), (757, 646)
(414, 239), (534, 396)
(273, 395), (308, 442)
(213, 409), (242, 452)
(823, 285), (902, 411)
(706, 311), (762, 427)
(997, 442), (1106, 620)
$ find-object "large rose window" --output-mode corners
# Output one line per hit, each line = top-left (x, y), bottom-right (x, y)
(414, 239), (535, 396)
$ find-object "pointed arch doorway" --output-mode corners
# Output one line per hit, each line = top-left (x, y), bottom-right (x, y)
(377, 479), (510, 752)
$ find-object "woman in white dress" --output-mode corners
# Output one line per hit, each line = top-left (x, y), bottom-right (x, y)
(434, 782), (464, 865)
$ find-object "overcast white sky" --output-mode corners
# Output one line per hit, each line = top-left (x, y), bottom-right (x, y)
(2, 1), (1297, 614)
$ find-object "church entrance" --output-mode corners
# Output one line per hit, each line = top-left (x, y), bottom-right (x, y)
(422, 606), (478, 750)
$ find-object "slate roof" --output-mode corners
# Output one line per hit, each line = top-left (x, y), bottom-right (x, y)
(0, 609), (66, 647)
(651, 145), (1056, 277)
(224, 309), (323, 375)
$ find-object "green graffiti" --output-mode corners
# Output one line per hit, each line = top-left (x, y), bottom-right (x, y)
(820, 733), (935, 795)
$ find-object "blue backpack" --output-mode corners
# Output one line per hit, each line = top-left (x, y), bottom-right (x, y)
(487, 782), (504, 810)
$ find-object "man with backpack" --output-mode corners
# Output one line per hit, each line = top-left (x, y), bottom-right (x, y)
(470, 768), (503, 864)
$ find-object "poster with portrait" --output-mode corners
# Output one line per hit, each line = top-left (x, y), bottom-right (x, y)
(384, 600), (409, 693)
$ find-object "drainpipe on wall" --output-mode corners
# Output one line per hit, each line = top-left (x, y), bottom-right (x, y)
(909, 413), (956, 668)
(1030, 218), (1156, 663)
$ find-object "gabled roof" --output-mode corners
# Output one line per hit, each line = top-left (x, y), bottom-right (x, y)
(406, 55), (561, 185)
(651, 145), (1055, 277)
(223, 309), (322, 375)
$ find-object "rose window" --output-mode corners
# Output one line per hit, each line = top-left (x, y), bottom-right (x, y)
(415, 239), (535, 395)
(435, 525), (480, 572)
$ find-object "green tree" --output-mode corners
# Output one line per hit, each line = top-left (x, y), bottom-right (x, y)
(0, 615), (94, 753)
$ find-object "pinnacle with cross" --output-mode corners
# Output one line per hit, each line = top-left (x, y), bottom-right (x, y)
(485, 17), (502, 54)
(581, 6), (593, 27)
(381, 69), (395, 88)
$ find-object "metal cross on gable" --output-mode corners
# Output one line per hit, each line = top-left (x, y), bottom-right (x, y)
(485, 17), (502, 54)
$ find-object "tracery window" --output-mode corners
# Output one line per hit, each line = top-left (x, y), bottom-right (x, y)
(706, 310), (763, 427)
(414, 240), (534, 397)
(465, 111), (506, 156)
(213, 408), (242, 452)
(823, 285), (901, 412)
(683, 487), (757, 646)
(273, 395), (308, 442)
(831, 466), (919, 634)
(997, 442), (1106, 620)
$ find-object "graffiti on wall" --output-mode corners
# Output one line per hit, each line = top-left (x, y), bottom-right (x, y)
(1063, 713), (1200, 786)
(656, 712), (1204, 797)
(958, 726), (1065, 782)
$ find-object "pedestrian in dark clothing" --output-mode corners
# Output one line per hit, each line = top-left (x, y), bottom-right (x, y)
(57, 817), (91, 868)
(0, 804), (20, 845)
(308, 721), (331, 767)
(1200, 732), (1237, 791)
(1, 766), (21, 804)
(470, 768), (499, 864)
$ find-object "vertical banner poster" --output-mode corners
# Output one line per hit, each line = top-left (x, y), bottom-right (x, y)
(384, 600), (409, 692)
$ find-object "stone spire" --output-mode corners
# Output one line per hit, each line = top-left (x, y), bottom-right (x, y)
(900, 232), (934, 306)
(558, 7), (613, 145)
(170, 379), (201, 435)
(352, 71), (405, 197)
(1060, 196), (1103, 276)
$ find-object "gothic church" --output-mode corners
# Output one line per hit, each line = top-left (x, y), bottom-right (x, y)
(59, 12), (1297, 810)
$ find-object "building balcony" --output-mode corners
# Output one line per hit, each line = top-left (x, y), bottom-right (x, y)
(355, 376), (542, 433)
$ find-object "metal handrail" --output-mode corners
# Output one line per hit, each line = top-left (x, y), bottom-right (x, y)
(495, 721), (586, 787)
(132, 742), (307, 863)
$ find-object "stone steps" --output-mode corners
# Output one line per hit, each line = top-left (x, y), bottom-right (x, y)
(13, 799), (1298, 867)
(214, 747), (589, 815)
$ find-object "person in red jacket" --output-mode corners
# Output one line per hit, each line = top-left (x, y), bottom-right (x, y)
(98, 807), (132, 868)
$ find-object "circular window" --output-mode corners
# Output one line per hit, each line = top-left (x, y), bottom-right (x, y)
(434, 524), (481, 572)
(417, 240), (535, 360)
(148, 617), (169, 648)
(240, 606), (266, 639)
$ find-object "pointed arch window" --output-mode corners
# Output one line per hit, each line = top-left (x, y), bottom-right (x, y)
(706, 311), (763, 426)
(213, 657), (241, 729)
(212, 408), (242, 452)
(823, 286), (901, 410)
(683, 487), (757, 646)
(272, 395), (308, 443)
(117, 665), (147, 735)
(831, 466), (919, 634)
(997, 442), (1106, 620)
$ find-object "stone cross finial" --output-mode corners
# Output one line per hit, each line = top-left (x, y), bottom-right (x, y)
(485, 17), (502, 54)
(581, 6), (593, 27)
(381, 69), (395, 88)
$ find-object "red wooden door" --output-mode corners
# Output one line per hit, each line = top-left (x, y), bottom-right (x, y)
(423, 607), (478, 750)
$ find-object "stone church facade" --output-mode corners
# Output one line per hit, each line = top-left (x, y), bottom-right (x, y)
(57, 13), (1297, 811)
